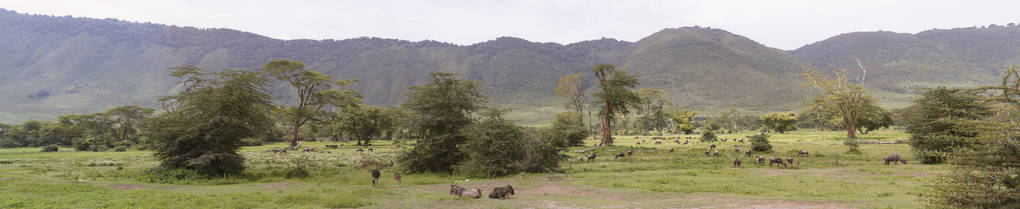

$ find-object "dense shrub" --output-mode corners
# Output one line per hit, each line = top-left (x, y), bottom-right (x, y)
(545, 112), (589, 147)
(41, 144), (58, 152)
(456, 111), (566, 177)
(699, 130), (717, 142)
(750, 133), (772, 151)
(906, 87), (990, 164)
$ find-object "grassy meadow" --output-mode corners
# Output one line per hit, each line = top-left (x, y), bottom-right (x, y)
(0, 129), (939, 208)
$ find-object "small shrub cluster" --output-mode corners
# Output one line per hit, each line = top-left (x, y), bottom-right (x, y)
(699, 130), (717, 142)
(750, 133), (772, 151)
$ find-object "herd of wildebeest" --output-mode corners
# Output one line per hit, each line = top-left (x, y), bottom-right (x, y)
(261, 135), (907, 201)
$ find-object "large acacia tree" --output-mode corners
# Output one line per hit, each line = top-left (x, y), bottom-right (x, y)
(262, 59), (360, 148)
(802, 67), (867, 139)
(591, 64), (639, 146)
(398, 72), (486, 173)
(555, 73), (591, 136)
(146, 66), (273, 176)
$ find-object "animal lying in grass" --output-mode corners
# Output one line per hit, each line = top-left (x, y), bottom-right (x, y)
(450, 185), (481, 198)
(489, 185), (515, 199)
(884, 153), (907, 165)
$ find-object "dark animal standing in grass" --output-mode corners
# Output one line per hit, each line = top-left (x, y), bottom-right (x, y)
(615, 152), (626, 160)
(626, 150), (634, 157)
(734, 147), (741, 154)
(739, 139), (744, 143)
(357, 148), (364, 152)
(769, 157), (786, 168)
(370, 169), (381, 186)
(705, 150), (710, 157)
(683, 140), (689, 145)
(710, 144), (717, 149)
(586, 153), (597, 162)
(368, 148), (374, 152)
(668, 148), (675, 154)
(489, 185), (515, 199)
(745, 150), (752, 157)
(713, 150), (719, 157)
(798, 150), (809, 158)
(757, 156), (765, 166)
(655, 141), (662, 145)
(393, 173), (402, 185)
(721, 138), (728, 142)
(786, 157), (794, 167)
(733, 157), (742, 168)
(884, 154), (907, 165)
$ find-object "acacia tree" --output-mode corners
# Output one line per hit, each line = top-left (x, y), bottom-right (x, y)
(635, 88), (670, 133)
(591, 64), (639, 146)
(718, 108), (743, 133)
(145, 66), (273, 176)
(760, 112), (798, 134)
(105, 105), (155, 144)
(667, 108), (697, 134)
(802, 67), (867, 139)
(262, 59), (360, 148)
(555, 73), (591, 135)
(398, 72), (486, 173)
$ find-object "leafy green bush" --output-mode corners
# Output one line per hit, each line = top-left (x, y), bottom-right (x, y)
(750, 133), (772, 151)
(456, 111), (566, 177)
(699, 130), (717, 142)
(906, 87), (990, 164)
(545, 112), (589, 147)
(41, 144), (58, 152)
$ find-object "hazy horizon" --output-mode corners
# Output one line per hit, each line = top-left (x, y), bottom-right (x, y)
(5, 0), (1020, 50)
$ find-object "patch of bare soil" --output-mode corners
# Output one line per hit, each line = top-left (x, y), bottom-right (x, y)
(688, 195), (852, 209)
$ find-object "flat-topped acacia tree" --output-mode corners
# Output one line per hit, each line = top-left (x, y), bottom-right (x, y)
(591, 64), (639, 146)
(261, 59), (360, 148)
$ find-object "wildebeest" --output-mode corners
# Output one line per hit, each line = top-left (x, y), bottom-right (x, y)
(367, 148), (374, 152)
(884, 154), (907, 165)
(463, 188), (482, 199)
(739, 138), (744, 143)
(370, 169), (381, 186)
(655, 141), (662, 145)
(450, 185), (466, 196)
(710, 144), (717, 149)
(626, 150), (634, 156)
(668, 148), (675, 154)
(721, 138), (728, 142)
(757, 156), (766, 166)
(713, 150), (720, 157)
(394, 173), (402, 185)
(705, 149), (711, 157)
(615, 152), (626, 160)
(489, 185), (515, 199)
(356, 148), (364, 152)
(735, 147), (741, 154)
(786, 157), (794, 166)
(798, 150), (809, 158)
(586, 153), (597, 162)
(769, 157), (787, 168)
(733, 157), (742, 168)
(745, 150), (752, 157)
(683, 140), (689, 145)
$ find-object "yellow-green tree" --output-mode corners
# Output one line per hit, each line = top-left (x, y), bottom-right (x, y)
(262, 59), (360, 148)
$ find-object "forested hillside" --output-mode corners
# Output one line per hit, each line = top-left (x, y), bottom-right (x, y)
(3, 8), (1019, 123)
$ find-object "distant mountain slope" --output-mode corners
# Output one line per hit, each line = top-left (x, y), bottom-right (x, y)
(0, 9), (820, 123)
(792, 25), (1020, 106)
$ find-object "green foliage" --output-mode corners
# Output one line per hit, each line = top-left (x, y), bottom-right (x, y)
(262, 59), (361, 148)
(760, 112), (798, 134)
(333, 105), (396, 146)
(667, 109), (697, 134)
(843, 139), (860, 152)
(801, 67), (868, 139)
(750, 133), (772, 152)
(398, 72), (486, 173)
(544, 111), (589, 147)
(634, 88), (671, 134)
(699, 130), (717, 142)
(855, 99), (894, 134)
(456, 110), (563, 177)
(145, 66), (273, 176)
(906, 87), (990, 164)
(592, 64), (640, 145)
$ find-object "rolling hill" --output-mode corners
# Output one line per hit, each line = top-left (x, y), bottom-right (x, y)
(1, 8), (1018, 124)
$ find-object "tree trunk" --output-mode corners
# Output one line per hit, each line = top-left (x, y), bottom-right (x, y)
(588, 108), (596, 140)
(845, 119), (856, 139)
(287, 120), (301, 148)
(601, 100), (613, 146)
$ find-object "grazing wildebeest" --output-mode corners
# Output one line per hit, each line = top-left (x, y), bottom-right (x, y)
(733, 157), (742, 168)
(668, 148), (675, 153)
(721, 138), (728, 142)
(626, 150), (634, 156)
(357, 148), (364, 152)
(786, 157), (794, 166)
(489, 185), (515, 199)
(614, 152), (626, 160)
(885, 154), (907, 165)
(713, 150), (720, 158)
(367, 148), (374, 152)
(739, 138), (744, 143)
(735, 147), (741, 154)
(636, 142), (641, 145)
(683, 140), (689, 145)
(704, 150), (711, 157)
(769, 157), (787, 168)
(757, 156), (766, 166)
(710, 144), (717, 149)
(370, 169), (381, 186)
(586, 153), (597, 162)
(798, 150), (809, 158)
(745, 150), (752, 157)
(655, 141), (663, 145)
(393, 173), (401, 185)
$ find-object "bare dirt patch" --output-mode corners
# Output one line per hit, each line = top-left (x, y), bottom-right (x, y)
(687, 195), (852, 209)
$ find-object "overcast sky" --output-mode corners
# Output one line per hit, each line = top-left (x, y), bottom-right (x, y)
(4, 0), (1019, 50)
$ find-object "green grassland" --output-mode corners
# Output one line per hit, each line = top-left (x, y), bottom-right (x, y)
(0, 129), (938, 208)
